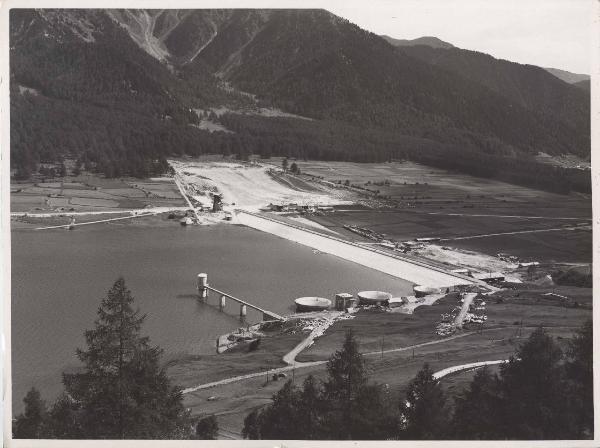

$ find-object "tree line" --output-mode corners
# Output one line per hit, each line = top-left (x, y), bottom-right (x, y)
(11, 87), (589, 196)
(243, 323), (593, 440)
(221, 113), (591, 194)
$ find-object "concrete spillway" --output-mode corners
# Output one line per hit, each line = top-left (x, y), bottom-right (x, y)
(235, 211), (472, 289)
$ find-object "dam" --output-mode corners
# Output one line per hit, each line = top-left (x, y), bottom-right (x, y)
(235, 211), (474, 289)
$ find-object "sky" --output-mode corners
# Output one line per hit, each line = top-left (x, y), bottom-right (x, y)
(328, 0), (593, 74)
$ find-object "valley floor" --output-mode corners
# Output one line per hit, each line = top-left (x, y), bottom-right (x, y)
(11, 157), (593, 439)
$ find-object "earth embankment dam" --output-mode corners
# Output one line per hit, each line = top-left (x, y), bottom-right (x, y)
(235, 211), (473, 289)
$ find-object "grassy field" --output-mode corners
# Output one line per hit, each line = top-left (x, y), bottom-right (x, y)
(176, 283), (591, 438)
(289, 160), (591, 263)
(10, 172), (186, 214)
(167, 327), (307, 388)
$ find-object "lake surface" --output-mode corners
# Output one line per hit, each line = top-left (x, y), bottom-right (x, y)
(11, 222), (413, 412)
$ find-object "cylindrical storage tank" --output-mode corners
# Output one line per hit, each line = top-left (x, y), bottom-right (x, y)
(295, 297), (332, 312)
(413, 285), (440, 298)
(335, 293), (353, 311)
(357, 291), (392, 305)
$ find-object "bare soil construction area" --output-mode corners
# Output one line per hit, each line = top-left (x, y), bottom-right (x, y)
(169, 158), (355, 211)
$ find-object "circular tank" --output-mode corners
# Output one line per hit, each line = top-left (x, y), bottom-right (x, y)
(357, 290), (392, 305)
(413, 285), (440, 298)
(295, 297), (332, 312)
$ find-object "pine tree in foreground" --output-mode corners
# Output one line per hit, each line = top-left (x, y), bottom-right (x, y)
(13, 387), (48, 439)
(242, 331), (397, 440)
(242, 409), (262, 440)
(565, 319), (593, 438)
(451, 367), (502, 439)
(399, 363), (449, 440)
(15, 278), (196, 439)
(60, 277), (193, 439)
(195, 415), (219, 439)
(451, 323), (593, 440)
(497, 326), (568, 439)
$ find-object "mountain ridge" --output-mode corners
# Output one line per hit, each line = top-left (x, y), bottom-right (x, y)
(381, 34), (454, 49)
(9, 8), (590, 194)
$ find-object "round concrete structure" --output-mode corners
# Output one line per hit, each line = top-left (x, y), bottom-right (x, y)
(357, 290), (392, 305)
(413, 285), (440, 298)
(295, 297), (332, 312)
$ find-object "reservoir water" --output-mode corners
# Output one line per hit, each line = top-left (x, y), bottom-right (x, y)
(11, 222), (413, 412)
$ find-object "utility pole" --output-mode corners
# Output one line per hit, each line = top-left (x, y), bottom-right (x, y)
(381, 335), (384, 359)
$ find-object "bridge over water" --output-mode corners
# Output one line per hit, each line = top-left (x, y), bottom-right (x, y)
(197, 273), (284, 321)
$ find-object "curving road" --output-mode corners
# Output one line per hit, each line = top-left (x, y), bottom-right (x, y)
(433, 359), (508, 379)
(182, 328), (490, 394)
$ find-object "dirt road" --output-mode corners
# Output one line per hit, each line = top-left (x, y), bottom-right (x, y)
(425, 212), (591, 221)
(454, 293), (477, 328)
(442, 225), (589, 241)
(182, 329), (490, 394)
(433, 359), (508, 379)
(10, 206), (188, 218)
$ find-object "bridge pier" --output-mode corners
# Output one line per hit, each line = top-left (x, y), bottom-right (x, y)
(197, 274), (284, 321)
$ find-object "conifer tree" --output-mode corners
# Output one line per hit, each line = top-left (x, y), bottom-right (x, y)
(497, 326), (567, 439)
(61, 277), (192, 439)
(298, 375), (323, 439)
(399, 363), (449, 439)
(256, 380), (303, 440)
(322, 330), (368, 439)
(195, 415), (219, 439)
(13, 387), (48, 439)
(46, 393), (83, 439)
(451, 367), (502, 439)
(565, 320), (593, 437)
(242, 409), (262, 440)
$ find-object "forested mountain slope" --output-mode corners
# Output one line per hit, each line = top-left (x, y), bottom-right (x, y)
(9, 9), (590, 193)
(380, 35), (454, 49)
(397, 44), (589, 151)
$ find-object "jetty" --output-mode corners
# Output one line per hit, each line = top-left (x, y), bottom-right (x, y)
(197, 273), (284, 321)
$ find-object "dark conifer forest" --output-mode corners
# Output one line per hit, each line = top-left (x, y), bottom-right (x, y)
(9, 9), (591, 194)
(242, 325), (593, 440)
